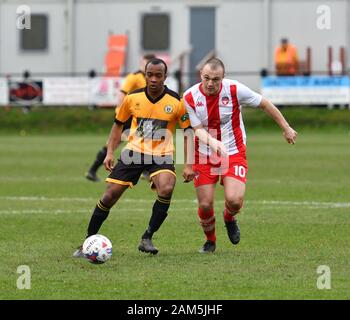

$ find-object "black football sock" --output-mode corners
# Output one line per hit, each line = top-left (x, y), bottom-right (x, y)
(142, 195), (171, 239)
(87, 200), (110, 237)
(88, 146), (107, 174)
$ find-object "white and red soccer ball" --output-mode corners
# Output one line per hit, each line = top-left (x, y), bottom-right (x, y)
(82, 234), (112, 264)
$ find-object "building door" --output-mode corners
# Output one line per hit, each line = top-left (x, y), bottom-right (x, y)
(189, 7), (216, 85)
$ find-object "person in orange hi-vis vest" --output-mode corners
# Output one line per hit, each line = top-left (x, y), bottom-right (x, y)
(275, 38), (299, 76)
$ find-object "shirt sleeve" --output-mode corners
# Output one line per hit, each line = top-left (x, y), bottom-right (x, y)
(177, 99), (191, 129)
(115, 95), (132, 123)
(236, 82), (262, 107)
(183, 95), (202, 128)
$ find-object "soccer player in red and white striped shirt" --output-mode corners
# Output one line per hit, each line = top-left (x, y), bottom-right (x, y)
(182, 58), (297, 253)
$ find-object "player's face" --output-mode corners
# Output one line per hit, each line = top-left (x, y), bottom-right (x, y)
(145, 63), (167, 94)
(200, 64), (224, 96)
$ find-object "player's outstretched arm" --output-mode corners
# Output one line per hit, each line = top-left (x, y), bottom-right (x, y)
(259, 98), (298, 144)
(104, 123), (123, 171)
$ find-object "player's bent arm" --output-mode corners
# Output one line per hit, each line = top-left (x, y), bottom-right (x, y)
(259, 98), (298, 144)
(104, 122), (124, 171)
(192, 124), (227, 156)
(192, 124), (212, 145)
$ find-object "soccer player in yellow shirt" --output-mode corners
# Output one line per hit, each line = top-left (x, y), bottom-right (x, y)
(74, 58), (194, 255)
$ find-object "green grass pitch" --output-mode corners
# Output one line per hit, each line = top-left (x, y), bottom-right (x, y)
(0, 131), (349, 300)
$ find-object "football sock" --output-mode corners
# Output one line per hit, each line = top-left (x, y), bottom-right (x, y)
(198, 207), (216, 242)
(89, 146), (107, 174)
(142, 195), (171, 239)
(223, 209), (236, 222)
(224, 200), (241, 221)
(87, 200), (110, 237)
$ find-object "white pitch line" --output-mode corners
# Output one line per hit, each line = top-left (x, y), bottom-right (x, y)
(0, 176), (84, 182)
(1, 196), (350, 209)
(0, 196), (95, 202)
(0, 208), (196, 215)
(250, 200), (350, 208)
(0, 209), (87, 215)
(0, 196), (197, 203)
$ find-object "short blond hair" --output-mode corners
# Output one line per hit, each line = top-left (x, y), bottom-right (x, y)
(203, 58), (225, 74)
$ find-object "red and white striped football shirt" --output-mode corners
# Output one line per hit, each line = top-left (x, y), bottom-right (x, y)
(183, 79), (262, 157)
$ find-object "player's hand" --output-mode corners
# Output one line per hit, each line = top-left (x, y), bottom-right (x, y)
(182, 164), (195, 183)
(211, 139), (228, 158)
(283, 127), (298, 144)
(103, 154), (115, 172)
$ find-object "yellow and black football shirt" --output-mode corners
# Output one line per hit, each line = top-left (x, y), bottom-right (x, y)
(115, 86), (190, 156)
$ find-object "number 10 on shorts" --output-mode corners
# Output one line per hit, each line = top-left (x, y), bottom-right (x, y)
(234, 165), (246, 178)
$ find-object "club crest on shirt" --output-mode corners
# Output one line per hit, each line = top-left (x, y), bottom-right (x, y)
(221, 96), (230, 105)
(164, 105), (173, 114)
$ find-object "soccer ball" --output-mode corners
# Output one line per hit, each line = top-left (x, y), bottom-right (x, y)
(82, 234), (112, 264)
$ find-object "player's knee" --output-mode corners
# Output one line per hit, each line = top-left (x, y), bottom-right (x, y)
(199, 201), (214, 213)
(226, 198), (243, 214)
(157, 184), (174, 198)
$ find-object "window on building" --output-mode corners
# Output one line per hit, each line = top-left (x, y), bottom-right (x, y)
(20, 14), (48, 51)
(142, 14), (169, 50)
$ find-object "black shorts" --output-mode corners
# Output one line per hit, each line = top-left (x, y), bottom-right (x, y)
(106, 149), (176, 188)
